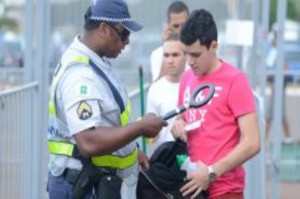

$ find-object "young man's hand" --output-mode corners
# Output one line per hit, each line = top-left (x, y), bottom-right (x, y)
(171, 117), (187, 142)
(180, 161), (210, 199)
(162, 24), (175, 41)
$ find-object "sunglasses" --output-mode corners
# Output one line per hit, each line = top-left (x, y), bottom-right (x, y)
(106, 22), (130, 42)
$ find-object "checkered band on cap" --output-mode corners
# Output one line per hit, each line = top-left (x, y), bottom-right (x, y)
(90, 16), (132, 23)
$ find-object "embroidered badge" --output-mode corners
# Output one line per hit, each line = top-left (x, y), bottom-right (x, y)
(77, 101), (93, 120)
(77, 84), (91, 96)
(80, 85), (88, 94)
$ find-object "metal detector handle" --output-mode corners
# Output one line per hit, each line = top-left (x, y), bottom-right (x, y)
(162, 106), (186, 121)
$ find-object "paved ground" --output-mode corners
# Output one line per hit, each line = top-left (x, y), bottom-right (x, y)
(265, 85), (300, 199)
(266, 181), (300, 199)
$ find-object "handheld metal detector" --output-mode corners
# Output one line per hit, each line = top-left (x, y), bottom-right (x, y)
(162, 83), (215, 121)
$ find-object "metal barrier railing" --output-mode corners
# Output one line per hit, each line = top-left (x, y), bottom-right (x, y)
(0, 82), (38, 199)
(0, 81), (149, 199)
(120, 83), (150, 199)
(0, 67), (24, 90)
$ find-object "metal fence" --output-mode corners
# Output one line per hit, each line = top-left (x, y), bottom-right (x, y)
(0, 67), (24, 90)
(0, 82), (38, 199)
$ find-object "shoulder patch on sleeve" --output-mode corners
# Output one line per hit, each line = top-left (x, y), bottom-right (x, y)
(77, 101), (93, 120)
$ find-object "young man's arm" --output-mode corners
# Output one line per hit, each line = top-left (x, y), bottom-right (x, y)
(180, 112), (260, 198)
(211, 111), (261, 177)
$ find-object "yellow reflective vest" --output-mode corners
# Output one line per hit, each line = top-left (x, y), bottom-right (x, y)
(48, 56), (137, 170)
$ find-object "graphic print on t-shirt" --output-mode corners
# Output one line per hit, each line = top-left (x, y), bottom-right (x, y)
(183, 85), (221, 128)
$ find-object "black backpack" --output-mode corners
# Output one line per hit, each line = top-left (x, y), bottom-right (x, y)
(136, 140), (209, 199)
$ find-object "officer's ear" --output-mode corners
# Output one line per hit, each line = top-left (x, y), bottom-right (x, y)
(98, 22), (110, 37)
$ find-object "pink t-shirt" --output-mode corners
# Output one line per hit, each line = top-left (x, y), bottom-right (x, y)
(178, 61), (256, 198)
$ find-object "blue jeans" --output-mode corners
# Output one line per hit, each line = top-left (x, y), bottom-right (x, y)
(47, 173), (93, 199)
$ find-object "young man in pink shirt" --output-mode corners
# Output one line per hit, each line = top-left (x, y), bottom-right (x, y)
(171, 9), (261, 199)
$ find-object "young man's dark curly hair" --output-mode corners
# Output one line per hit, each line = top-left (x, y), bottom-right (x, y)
(180, 9), (218, 49)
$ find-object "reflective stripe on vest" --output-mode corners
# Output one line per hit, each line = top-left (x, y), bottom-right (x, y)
(121, 99), (131, 126)
(91, 148), (138, 169)
(48, 56), (135, 169)
(48, 141), (138, 170)
(49, 56), (89, 116)
(48, 141), (74, 156)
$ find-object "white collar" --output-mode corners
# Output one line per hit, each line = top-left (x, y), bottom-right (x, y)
(71, 35), (111, 69)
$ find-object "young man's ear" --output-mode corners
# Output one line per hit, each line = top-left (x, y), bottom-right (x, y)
(211, 41), (218, 49)
(209, 41), (218, 54)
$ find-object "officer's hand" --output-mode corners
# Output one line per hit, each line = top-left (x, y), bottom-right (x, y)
(140, 113), (167, 138)
(171, 118), (187, 142)
(138, 149), (149, 169)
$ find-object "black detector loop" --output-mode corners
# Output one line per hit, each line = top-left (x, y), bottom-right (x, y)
(162, 83), (215, 121)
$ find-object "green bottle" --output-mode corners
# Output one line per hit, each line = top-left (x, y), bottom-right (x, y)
(176, 154), (197, 172)
(176, 154), (188, 168)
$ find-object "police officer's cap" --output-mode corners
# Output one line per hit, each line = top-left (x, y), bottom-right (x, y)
(89, 0), (143, 32)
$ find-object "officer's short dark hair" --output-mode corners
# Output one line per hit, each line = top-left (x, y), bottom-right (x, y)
(167, 1), (189, 22)
(180, 9), (218, 49)
(84, 7), (102, 31)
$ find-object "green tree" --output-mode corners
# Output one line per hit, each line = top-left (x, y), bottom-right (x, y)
(0, 17), (19, 32)
(270, 0), (300, 28)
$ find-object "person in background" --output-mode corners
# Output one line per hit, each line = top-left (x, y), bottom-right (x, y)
(147, 34), (186, 153)
(265, 28), (293, 144)
(47, 0), (167, 198)
(171, 9), (261, 199)
(150, 1), (189, 82)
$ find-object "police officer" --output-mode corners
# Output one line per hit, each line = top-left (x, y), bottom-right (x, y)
(47, 0), (167, 198)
